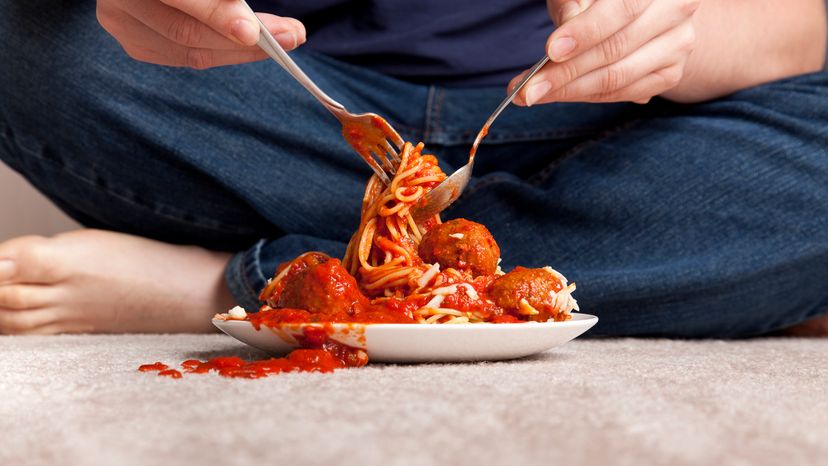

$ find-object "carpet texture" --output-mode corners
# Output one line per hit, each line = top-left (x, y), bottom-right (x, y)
(2, 335), (826, 466)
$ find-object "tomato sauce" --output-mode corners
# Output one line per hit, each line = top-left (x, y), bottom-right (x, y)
(341, 115), (402, 168)
(138, 325), (368, 380)
(469, 123), (489, 159)
(138, 362), (169, 372)
(254, 254), (529, 326)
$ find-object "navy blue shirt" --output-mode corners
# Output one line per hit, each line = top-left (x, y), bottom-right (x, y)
(253, 1), (554, 87)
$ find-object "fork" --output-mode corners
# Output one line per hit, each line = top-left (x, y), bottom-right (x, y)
(410, 56), (550, 220)
(240, 1), (403, 185)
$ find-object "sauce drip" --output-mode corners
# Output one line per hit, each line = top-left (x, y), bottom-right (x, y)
(468, 124), (489, 159)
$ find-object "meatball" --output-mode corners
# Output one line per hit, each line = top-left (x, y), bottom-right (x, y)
(277, 258), (368, 316)
(489, 267), (565, 321)
(259, 252), (329, 303)
(418, 219), (500, 276)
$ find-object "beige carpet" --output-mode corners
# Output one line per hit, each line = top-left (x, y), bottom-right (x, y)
(2, 335), (825, 466)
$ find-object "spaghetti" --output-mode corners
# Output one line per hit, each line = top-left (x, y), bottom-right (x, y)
(254, 141), (579, 326)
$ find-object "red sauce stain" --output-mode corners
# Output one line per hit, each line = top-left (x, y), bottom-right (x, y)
(138, 362), (168, 372)
(138, 325), (368, 380)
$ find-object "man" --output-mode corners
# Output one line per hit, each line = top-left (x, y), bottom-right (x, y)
(0, 0), (826, 336)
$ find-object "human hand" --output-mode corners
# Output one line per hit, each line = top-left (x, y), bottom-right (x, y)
(511, 0), (700, 105)
(96, 0), (306, 69)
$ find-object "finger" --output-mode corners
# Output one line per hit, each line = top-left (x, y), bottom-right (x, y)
(103, 8), (268, 68)
(258, 14), (306, 50)
(581, 64), (686, 103)
(526, 19), (695, 104)
(159, 0), (262, 46)
(0, 309), (60, 334)
(0, 285), (59, 310)
(515, 0), (697, 106)
(515, 3), (698, 107)
(507, 68), (530, 96)
(117, 0), (305, 50)
(546, 0), (596, 25)
(546, 0), (656, 63)
(117, 0), (246, 50)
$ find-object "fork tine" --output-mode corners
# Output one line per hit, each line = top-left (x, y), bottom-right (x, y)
(359, 150), (391, 185)
(384, 140), (402, 165)
(377, 121), (405, 150)
(389, 131), (405, 150)
(371, 146), (397, 176)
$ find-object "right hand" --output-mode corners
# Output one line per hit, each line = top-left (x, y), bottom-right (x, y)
(97, 0), (306, 69)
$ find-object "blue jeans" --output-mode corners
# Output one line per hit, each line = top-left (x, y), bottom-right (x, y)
(2, 2), (827, 338)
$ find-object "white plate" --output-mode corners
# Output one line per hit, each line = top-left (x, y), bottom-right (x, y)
(212, 313), (598, 363)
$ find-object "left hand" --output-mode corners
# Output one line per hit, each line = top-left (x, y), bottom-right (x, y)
(512, 0), (701, 106)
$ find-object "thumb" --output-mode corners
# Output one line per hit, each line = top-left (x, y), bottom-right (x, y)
(546, 0), (594, 26)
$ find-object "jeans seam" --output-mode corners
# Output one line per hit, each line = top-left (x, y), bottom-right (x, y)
(435, 88), (446, 137)
(424, 87), (447, 144)
(225, 239), (268, 310)
(243, 239), (266, 298)
(423, 86), (438, 142)
(238, 249), (257, 302)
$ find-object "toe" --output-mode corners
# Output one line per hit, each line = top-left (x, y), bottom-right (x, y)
(0, 284), (57, 310)
(0, 309), (59, 334)
(0, 259), (14, 283)
(17, 322), (95, 335)
(0, 235), (65, 284)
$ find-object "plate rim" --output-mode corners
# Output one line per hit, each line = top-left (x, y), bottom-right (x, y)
(212, 312), (598, 330)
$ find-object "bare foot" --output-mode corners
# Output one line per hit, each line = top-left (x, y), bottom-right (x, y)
(779, 314), (828, 337)
(0, 229), (235, 334)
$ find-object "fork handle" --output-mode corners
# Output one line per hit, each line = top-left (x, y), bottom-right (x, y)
(239, 1), (346, 116)
(484, 56), (550, 129)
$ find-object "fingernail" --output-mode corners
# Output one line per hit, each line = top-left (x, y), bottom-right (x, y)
(230, 19), (259, 45)
(294, 26), (307, 45)
(560, 1), (582, 23)
(549, 37), (577, 61)
(0, 260), (15, 281)
(274, 31), (298, 49)
(525, 80), (552, 107)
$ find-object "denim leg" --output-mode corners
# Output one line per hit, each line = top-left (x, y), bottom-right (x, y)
(440, 72), (828, 338)
(5, 3), (824, 334)
(0, 1), (429, 309)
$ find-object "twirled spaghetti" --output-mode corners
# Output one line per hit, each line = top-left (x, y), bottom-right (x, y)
(342, 142), (445, 298)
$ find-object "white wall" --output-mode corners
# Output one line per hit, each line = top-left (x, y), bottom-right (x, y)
(0, 163), (80, 241)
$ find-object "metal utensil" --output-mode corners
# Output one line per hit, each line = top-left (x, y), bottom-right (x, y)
(411, 56), (550, 220)
(240, 1), (403, 185)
